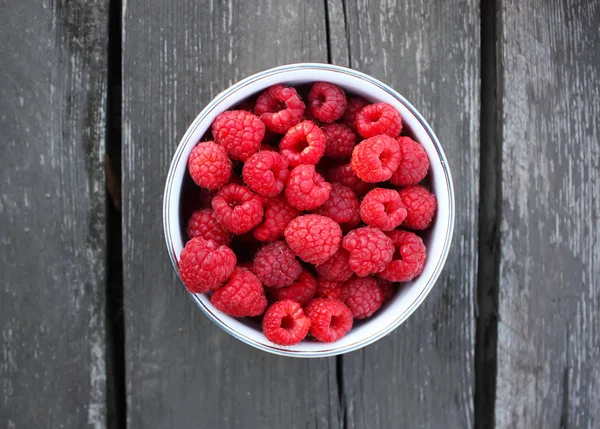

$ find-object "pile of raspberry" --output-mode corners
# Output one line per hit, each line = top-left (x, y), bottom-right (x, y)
(178, 82), (436, 346)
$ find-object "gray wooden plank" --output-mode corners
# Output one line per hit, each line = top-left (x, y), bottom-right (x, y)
(0, 0), (108, 428)
(122, 1), (340, 428)
(327, 1), (480, 427)
(495, 1), (600, 427)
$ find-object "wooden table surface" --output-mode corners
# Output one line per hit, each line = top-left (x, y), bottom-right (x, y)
(1, 0), (599, 428)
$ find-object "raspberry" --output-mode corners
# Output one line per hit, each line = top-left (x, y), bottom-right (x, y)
(356, 102), (402, 138)
(343, 277), (383, 319)
(284, 165), (331, 211)
(315, 278), (345, 300)
(315, 248), (354, 282)
(377, 278), (396, 302)
(322, 123), (357, 159)
(188, 141), (232, 190)
(284, 214), (342, 265)
(398, 185), (437, 230)
(255, 85), (305, 134)
(380, 230), (426, 282)
(360, 188), (407, 231)
(253, 195), (300, 242)
(262, 300), (311, 346)
(211, 184), (264, 234)
(305, 298), (353, 342)
(253, 240), (302, 288)
(269, 269), (316, 306)
(340, 96), (370, 132)
(314, 183), (360, 229)
(242, 150), (289, 197)
(210, 267), (267, 317)
(212, 110), (265, 161)
(328, 163), (373, 197)
(307, 82), (347, 123)
(351, 135), (401, 183)
(186, 208), (232, 246)
(178, 237), (236, 293)
(390, 137), (430, 186)
(342, 227), (394, 277)
(279, 121), (326, 167)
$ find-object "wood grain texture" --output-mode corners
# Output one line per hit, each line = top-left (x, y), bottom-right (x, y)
(0, 0), (108, 428)
(327, 1), (480, 427)
(495, 1), (600, 428)
(122, 1), (340, 428)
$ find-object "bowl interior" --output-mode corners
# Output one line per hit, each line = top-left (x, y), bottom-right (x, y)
(164, 64), (454, 357)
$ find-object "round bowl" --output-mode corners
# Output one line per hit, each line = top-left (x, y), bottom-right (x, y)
(163, 63), (454, 357)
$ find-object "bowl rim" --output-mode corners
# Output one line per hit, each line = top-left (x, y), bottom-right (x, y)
(163, 63), (455, 357)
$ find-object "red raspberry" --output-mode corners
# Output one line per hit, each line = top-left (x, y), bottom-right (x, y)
(279, 121), (326, 167)
(380, 230), (426, 282)
(186, 208), (232, 246)
(242, 150), (289, 197)
(390, 137), (430, 186)
(377, 278), (396, 302)
(262, 299), (311, 346)
(253, 240), (302, 288)
(211, 184), (264, 234)
(269, 269), (316, 306)
(314, 183), (360, 229)
(210, 267), (267, 317)
(356, 102), (402, 138)
(253, 195), (300, 242)
(315, 278), (345, 300)
(342, 227), (394, 277)
(188, 141), (232, 190)
(398, 185), (437, 230)
(322, 123), (357, 159)
(255, 85), (305, 134)
(307, 82), (347, 123)
(351, 135), (401, 183)
(284, 214), (342, 265)
(284, 165), (331, 211)
(340, 96), (370, 132)
(178, 237), (236, 293)
(315, 248), (354, 282)
(212, 110), (265, 161)
(328, 163), (373, 197)
(305, 298), (353, 342)
(360, 188), (407, 231)
(343, 277), (383, 319)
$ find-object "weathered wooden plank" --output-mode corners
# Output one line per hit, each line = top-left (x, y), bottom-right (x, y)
(495, 1), (600, 427)
(0, 0), (108, 427)
(122, 1), (340, 428)
(327, 1), (480, 427)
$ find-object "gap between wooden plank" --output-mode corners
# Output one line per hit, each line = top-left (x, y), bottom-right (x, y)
(474, 0), (501, 427)
(105, 0), (126, 428)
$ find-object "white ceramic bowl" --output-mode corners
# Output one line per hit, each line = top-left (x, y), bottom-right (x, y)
(164, 63), (454, 357)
